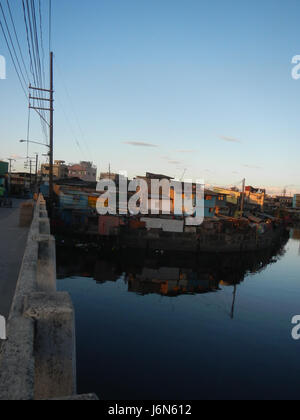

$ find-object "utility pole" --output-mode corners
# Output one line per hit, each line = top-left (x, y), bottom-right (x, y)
(7, 158), (15, 195)
(29, 159), (32, 191)
(49, 52), (54, 206)
(35, 153), (39, 190)
(29, 51), (54, 213)
(240, 178), (246, 214)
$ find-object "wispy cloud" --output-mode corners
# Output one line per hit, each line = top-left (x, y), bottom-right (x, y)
(10, 154), (25, 160)
(123, 141), (158, 148)
(220, 136), (242, 144)
(176, 149), (197, 154)
(168, 160), (182, 165)
(243, 164), (262, 170)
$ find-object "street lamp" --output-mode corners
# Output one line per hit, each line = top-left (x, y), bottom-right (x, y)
(19, 139), (50, 148)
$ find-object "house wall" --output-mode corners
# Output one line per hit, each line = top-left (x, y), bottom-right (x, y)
(293, 194), (300, 209)
(140, 218), (184, 233)
(59, 191), (89, 211)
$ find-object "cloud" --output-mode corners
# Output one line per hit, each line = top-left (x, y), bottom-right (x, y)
(220, 136), (242, 144)
(168, 160), (182, 165)
(176, 149), (197, 154)
(10, 154), (23, 160)
(243, 164), (262, 170)
(123, 141), (158, 148)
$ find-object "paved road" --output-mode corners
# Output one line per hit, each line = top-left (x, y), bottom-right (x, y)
(0, 200), (29, 319)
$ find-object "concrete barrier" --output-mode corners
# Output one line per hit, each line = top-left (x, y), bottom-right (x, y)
(19, 201), (34, 227)
(0, 195), (82, 400)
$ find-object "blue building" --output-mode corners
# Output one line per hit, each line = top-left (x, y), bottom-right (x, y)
(293, 194), (300, 209)
(204, 189), (227, 218)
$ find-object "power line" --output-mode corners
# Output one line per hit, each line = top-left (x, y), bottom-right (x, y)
(55, 56), (92, 158)
(0, 3), (28, 98)
(6, 0), (30, 83)
(30, 0), (48, 141)
(23, 0), (48, 143)
(38, 0), (46, 88)
(0, 1), (29, 90)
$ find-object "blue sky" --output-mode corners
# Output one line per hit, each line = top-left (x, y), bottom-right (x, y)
(1, 0), (300, 194)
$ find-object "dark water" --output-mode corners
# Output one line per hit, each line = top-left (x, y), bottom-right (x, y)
(57, 230), (300, 400)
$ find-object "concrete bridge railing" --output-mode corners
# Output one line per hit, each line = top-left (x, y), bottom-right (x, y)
(0, 195), (78, 400)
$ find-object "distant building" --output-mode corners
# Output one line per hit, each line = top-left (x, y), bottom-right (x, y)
(0, 161), (8, 176)
(100, 172), (119, 182)
(10, 172), (32, 196)
(0, 161), (8, 191)
(214, 186), (265, 210)
(293, 194), (300, 209)
(68, 161), (97, 182)
(41, 160), (69, 180)
(275, 196), (293, 207)
(245, 186), (265, 208)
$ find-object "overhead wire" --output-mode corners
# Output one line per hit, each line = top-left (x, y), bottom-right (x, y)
(23, 0), (48, 144)
(6, 0), (30, 83)
(0, 1), (29, 94)
(55, 56), (93, 159)
(0, 3), (28, 99)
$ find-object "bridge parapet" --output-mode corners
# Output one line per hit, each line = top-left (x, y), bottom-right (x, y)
(0, 195), (79, 400)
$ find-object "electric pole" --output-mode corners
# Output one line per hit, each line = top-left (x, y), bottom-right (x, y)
(35, 153), (39, 190)
(240, 178), (246, 214)
(49, 52), (54, 206)
(7, 158), (15, 195)
(29, 159), (32, 191)
(29, 51), (54, 213)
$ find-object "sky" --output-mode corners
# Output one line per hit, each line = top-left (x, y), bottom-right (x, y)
(1, 0), (300, 194)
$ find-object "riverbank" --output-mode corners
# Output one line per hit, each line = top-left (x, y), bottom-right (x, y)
(54, 218), (289, 255)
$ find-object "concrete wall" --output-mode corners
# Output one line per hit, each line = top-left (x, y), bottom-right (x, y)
(0, 195), (86, 400)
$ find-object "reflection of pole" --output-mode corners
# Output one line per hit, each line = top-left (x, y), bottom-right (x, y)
(230, 285), (237, 319)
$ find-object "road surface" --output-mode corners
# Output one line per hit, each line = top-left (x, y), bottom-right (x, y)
(0, 200), (29, 318)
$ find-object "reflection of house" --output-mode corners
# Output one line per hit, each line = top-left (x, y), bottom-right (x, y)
(128, 267), (217, 296)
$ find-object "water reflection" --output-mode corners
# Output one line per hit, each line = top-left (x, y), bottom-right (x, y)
(291, 229), (300, 256)
(291, 228), (300, 241)
(57, 232), (300, 400)
(57, 234), (289, 301)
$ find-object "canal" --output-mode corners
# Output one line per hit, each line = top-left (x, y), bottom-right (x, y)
(57, 230), (300, 400)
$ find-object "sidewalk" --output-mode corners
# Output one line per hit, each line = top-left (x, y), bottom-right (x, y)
(0, 200), (29, 318)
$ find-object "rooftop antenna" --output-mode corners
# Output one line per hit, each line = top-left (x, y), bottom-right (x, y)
(180, 168), (187, 181)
